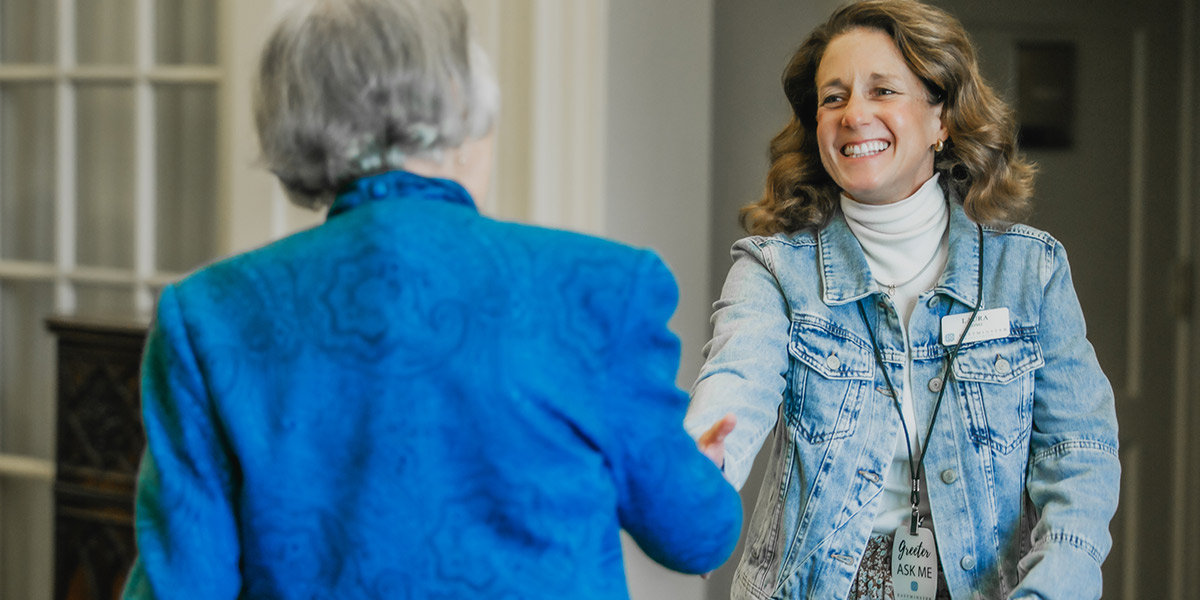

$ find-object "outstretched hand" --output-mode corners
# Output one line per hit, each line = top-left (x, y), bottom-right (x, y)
(697, 413), (736, 469)
(697, 413), (737, 580)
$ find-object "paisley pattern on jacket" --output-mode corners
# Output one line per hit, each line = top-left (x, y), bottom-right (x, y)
(122, 170), (742, 599)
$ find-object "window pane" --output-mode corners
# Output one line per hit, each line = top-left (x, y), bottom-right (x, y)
(76, 85), (135, 269)
(75, 282), (136, 318)
(0, 0), (56, 64)
(156, 0), (217, 65)
(0, 281), (55, 459)
(0, 478), (52, 600)
(1, 84), (56, 262)
(156, 85), (217, 272)
(76, 0), (135, 65)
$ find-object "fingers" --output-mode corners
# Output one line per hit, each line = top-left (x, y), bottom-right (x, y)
(698, 413), (736, 468)
(712, 413), (736, 442)
(698, 413), (736, 447)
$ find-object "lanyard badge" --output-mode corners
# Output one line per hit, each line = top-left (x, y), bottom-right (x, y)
(856, 226), (986, 600)
(891, 522), (939, 600)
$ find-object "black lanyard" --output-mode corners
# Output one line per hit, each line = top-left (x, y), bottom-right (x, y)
(855, 224), (984, 535)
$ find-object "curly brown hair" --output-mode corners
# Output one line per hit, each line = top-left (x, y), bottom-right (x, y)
(740, 0), (1036, 235)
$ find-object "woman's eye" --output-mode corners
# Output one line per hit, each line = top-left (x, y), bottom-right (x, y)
(874, 88), (897, 97)
(820, 94), (845, 106)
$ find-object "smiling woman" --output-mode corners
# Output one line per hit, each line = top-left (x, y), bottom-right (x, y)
(686, 1), (1120, 599)
(739, 0), (1035, 235)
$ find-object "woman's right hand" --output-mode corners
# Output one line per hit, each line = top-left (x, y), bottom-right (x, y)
(697, 413), (736, 469)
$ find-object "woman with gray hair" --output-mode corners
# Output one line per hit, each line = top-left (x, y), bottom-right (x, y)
(120, 0), (741, 598)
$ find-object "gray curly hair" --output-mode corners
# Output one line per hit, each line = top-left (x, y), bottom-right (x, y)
(254, 0), (499, 208)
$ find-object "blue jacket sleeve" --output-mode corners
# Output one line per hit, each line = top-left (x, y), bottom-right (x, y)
(122, 285), (242, 599)
(606, 251), (743, 575)
(1010, 242), (1120, 600)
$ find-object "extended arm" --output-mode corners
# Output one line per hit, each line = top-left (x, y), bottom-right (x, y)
(685, 239), (793, 490)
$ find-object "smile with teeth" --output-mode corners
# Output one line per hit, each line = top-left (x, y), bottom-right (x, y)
(841, 140), (890, 158)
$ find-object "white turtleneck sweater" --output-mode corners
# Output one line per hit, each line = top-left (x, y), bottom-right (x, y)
(840, 174), (949, 535)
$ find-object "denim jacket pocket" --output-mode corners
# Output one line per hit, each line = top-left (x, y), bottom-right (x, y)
(950, 333), (1044, 454)
(786, 315), (874, 444)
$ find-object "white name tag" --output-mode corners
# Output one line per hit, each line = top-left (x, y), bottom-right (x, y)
(940, 307), (1010, 345)
(891, 525), (939, 600)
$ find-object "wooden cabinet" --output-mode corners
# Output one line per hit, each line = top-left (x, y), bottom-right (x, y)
(46, 317), (148, 600)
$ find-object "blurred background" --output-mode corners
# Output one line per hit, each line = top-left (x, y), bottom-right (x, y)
(0, 0), (1195, 599)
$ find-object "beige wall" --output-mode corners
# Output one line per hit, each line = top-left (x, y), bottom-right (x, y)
(602, 0), (715, 598)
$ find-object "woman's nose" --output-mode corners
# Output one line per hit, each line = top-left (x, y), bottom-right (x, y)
(841, 94), (872, 128)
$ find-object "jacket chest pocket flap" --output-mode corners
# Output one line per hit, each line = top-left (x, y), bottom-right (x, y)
(950, 334), (1045, 453)
(786, 316), (874, 444)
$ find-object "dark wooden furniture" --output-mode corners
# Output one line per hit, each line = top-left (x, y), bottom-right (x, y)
(46, 317), (148, 600)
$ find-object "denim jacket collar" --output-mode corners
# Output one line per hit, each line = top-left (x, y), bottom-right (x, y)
(328, 169), (477, 220)
(818, 199), (982, 309)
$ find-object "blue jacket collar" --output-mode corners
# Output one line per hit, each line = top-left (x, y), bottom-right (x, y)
(818, 200), (982, 308)
(328, 170), (477, 219)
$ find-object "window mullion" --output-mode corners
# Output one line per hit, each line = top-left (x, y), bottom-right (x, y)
(134, 0), (156, 315)
(55, 0), (77, 314)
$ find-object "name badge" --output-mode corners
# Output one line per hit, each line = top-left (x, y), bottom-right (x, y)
(941, 307), (1009, 345)
(891, 525), (939, 600)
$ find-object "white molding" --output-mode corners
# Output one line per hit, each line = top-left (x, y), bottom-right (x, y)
(0, 66), (58, 80)
(0, 454), (54, 482)
(144, 68), (224, 83)
(64, 266), (139, 285)
(0, 262), (156, 285)
(0, 261), (59, 280)
(528, 0), (608, 234)
(0, 66), (222, 83)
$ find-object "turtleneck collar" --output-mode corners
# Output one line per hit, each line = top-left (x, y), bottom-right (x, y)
(328, 169), (476, 220)
(840, 173), (948, 288)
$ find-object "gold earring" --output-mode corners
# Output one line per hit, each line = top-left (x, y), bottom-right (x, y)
(934, 139), (945, 153)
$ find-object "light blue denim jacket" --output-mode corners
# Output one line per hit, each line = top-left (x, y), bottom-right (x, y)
(686, 201), (1120, 599)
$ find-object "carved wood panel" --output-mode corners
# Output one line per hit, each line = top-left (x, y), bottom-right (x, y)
(47, 318), (147, 600)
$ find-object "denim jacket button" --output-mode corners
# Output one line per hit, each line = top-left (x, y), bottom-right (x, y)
(825, 354), (842, 370)
(927, 296), (940, 308)
(940, 469), (957, 484)
(960, 554), (976, 570)
(927, 377), (943, 393)
(994, 357), (1012, 375)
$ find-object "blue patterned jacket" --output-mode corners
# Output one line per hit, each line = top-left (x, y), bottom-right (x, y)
(121, 170), (742, 599)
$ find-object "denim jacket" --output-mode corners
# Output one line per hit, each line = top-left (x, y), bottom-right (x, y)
(686, 202), (1120, 599)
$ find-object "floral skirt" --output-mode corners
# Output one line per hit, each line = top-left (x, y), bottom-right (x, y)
(847, 534), (953, 600)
